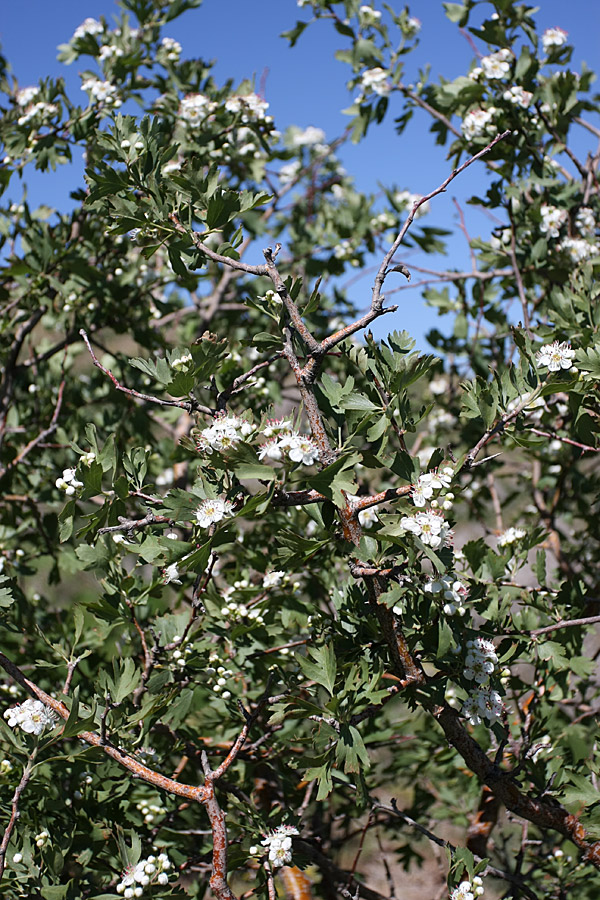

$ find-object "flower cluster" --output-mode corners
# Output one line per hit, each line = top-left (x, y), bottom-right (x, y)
(17, 101), (58, 127)
(559, 237), (595, 264)
(360, 67), (390, 96)
(56, 467), (84, 496)
(260, 825), (299, 868)
(35, 830), (50, 849)
(450, 877), (485, 900)
(171, 641), (193, 669)
(136, 798), (165, 825)
(411, 466), (454, 509)
(72, 17), (104, 41)
(424, 574), (468, 616)
(263, 570), (286, 588)
(358, 6), (382, 26)
(258, 420), (319, 466)
(464, 638), (498, 684)
(170, 351), (192, 370)
(480, 48), (512, 79)
(81, 78), (121, 106)
(16, 86), (40, 106)
(197, 414), (255, 453)
(3, 698), (57, 736)
(502, 85), (533, 107)
(542, 27), (568, 53)
(497, 527), (526, 547)
(290, 125), (326, 148)
(539, 204), (567, 238)
(116, 853), (172, 896)
(160, 37), (182, 60)
(178, 93), (215, 125)
(462, 107), (497, 140)
(225, 93), (270, 121)
(462, 687), (503, 726)
(400, 510), (452, 549)
(536, 341), (575, 372)
(196, 498), (234, 528)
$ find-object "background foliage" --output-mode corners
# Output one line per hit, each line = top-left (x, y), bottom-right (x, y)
(1, 2), (600, 898)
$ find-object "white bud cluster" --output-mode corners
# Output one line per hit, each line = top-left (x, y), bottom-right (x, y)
(0, 758), (14, 776)
(136, 798), (165, 825)
(116, 853), (172, 896)
(450, 876), (485, 899)
(497, 527), (526, 547)
(35, 830), (50, 849)
(80, 451), (96, 466)
(424, 574), (469, 616)
(205, 663), (236, 700)
(170, 352), (192, 371)
(56, 467), (84, 496)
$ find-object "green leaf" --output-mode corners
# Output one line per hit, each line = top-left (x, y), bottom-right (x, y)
(297, 644), (336, 695)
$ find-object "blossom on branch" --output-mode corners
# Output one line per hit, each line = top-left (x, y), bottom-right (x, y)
(542, 27), (568, 53)
(261, 825), (299, 868)
(481, 49), (512, 80)
(536, 341), (575, 372)
(462, 687), (503, 726)
(196, 498), (234, 528)
(3, 698), (57, 736)
(400, 510), (452, 549)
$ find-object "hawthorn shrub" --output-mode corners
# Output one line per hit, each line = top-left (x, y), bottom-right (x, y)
(1, 1), (600, 899)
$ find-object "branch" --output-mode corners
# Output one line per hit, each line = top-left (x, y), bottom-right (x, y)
(170, 213), (268, 276)
(371, 130), (511, 310)
(97, 511), (173, 536)
(79, 329), (211, 415)
(0, 651), (209, 805)
(0, 745), (38, 880)
(0, 379), (65, 481)
(530, 615), (600, 637)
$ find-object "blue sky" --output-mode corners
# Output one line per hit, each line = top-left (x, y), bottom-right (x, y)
(1, 1), (599, 347)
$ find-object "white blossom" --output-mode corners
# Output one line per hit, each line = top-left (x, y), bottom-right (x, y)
(16, 86), (40, 106)
(80, 451), (96, 466)
(196, 498), (234, 528)
(225, 93), (269, 121)
(575, 207), (595, 236)
(81, 78), (121, 106)
(360, 68), (390, 96)
(73, 18), (104, 41)
(163, 563), (181, 585)
(261, 825), (299, 868)
(400, 510), (451, 549)
(290, 125), (326, 147)
(359, 6), (382, 25)
(99, 44), (124, 61)
(278, 161), (302, 185)
(542, 27), (568, 53)
(4, 698), (57, 736)
(411, 468), (453, 507)
(284, 434), (320, 466)
(161, 37), (182, 60)
(539, 204), (567, 238)
(559, 237), (594, 263)
(179, 93), (214, 124)
(481, 49), (512, 80)
(406, 16), (421, 36)
(358, 506), (378, 528)
(497, 527), (526, 547)
(17, 101), (59, 127)
(536, 340), (575, 372)
(461, 107), (498, 140)
(502, 85), (533, 107)
(464, 638), (498, 684)
(424, 574), (468, 616)
(462, 687), (503, 726)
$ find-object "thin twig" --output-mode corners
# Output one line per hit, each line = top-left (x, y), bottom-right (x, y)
(0, 745), (38, 879)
